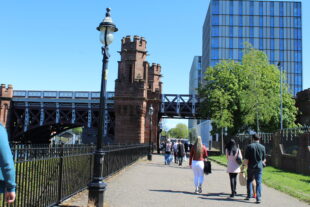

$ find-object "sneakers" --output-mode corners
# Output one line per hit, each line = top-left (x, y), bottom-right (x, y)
(244, 197), (251, 200)
(194, 185), (202, 194)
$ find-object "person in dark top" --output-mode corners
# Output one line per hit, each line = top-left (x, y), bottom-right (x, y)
(177, 140), (185, 166)
(244, 134), (266, 204)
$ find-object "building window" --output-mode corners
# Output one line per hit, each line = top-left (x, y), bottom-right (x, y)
(270, 2), (274, 16)
(270, 50), (274, 62)
(212, 15), (219, 25)
(279, 2), (284, 16)
(259, 2), (263, 15)
(250, 1), (254, 14)
(211, 37), (219, 48)
(294, 2), (299, 16)
(212, 49), (219, 59)
(212, 0), (220, 14)
(239, 1), (243, 16)
(212, 26), (219, 36)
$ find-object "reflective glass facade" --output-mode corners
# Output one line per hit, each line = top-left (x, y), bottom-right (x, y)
(189, 56), (202, 129)
(202, 0), (302, 95)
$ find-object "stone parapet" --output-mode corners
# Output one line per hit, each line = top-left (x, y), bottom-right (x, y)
(0, 84), (13, 129)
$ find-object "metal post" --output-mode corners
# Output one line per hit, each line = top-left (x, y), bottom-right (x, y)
(88, 46), (108, 207)
(221, 127), (224, 155)
(278, 62), (283, 130)
(148, 113), (153, 161)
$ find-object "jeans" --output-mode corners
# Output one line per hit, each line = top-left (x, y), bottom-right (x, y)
(247, 168), (262, 201)
(164, 153), (172, 165)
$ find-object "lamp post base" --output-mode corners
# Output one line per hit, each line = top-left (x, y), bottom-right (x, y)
(147, 153), (152, 161)
(88, 181), (107, 207)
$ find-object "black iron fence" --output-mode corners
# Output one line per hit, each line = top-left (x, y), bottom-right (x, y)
(234, 133), (273, 155)
(0, 144), (148, 207)
(234, 126), (310, 156)
(280, 126), (310, 155)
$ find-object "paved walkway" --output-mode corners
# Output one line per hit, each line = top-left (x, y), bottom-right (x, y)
(61, 154), (309, 207)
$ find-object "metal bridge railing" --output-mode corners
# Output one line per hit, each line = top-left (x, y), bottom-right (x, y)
(0, 144), (148, 207)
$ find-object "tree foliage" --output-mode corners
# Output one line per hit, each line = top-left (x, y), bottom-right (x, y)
(199, 47), (298, 136)
(168, 123), (188, 138)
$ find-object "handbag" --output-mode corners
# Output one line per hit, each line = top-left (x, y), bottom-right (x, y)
(239, 171), (246, 186)
(203, 160), (211, 174)
(235, 149), (242, 165)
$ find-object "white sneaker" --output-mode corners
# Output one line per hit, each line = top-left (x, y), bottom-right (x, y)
(194, 187), (199, 194)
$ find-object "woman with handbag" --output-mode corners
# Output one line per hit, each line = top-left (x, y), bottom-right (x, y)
(189, 136), (208, 194)
(225, 139), (242, 198)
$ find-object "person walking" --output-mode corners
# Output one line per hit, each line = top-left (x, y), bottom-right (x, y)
(189, 136), (208, 194)
(164, 139), (173, 165)
(225, 139), (242, 198)
(177, 140), (185, 166)
(0, 123), (16, 204)
(244, 134), (266, 204)
(173, 141), (178, 164)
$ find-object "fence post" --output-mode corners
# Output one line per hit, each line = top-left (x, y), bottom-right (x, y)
(57, 144), (64, 204)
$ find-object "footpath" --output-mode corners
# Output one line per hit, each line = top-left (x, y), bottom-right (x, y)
(61, 154), (309, 207)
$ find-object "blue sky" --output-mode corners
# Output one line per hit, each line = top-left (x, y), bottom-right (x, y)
(0, 0), (309, 129)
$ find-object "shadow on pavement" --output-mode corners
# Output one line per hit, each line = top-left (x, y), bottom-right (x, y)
(149, 189), (196, 195)
(199, 193), (255, 204)
(146, 163), (190, 170)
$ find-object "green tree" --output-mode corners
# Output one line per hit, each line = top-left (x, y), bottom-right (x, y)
(168, 123), (188, 138)
(199, 46), (298, 136)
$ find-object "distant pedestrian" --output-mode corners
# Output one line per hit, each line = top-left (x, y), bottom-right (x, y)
(225, 139), (242, 198)
(189, 136), (208, 194)
(173, 141), (178, 163)
(164, 139), (173, 165)
(184, 141), (189, 155)
(0, 123), (16, 204)
(177, 140), (185, 166)
(244, 134), (266, 204)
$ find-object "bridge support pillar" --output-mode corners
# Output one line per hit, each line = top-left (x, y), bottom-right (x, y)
(114, 36), (162, 144)
(0, 84), (13, 129)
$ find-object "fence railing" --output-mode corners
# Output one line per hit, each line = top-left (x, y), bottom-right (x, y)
(0, 144), (148, 207)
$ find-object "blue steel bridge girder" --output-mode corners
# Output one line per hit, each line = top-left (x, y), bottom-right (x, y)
(10, 90), (200, 142)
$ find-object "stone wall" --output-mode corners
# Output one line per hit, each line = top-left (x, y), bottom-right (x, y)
(0, 84), (13, 129)
(114, 36), (162, 144)
(296, 88), (310, 126)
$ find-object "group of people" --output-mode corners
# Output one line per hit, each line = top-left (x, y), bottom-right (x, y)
(161, 139), (189, 166)
(225, 134), (266, 204)
(170, 134), (266, 204)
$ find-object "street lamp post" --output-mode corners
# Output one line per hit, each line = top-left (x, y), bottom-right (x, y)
(148, 104), (154, 161)
(88, 8), (118, 207)
(278, 61), (283, 130)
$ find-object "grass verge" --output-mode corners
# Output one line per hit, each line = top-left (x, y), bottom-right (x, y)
(208, 155), (310, 204)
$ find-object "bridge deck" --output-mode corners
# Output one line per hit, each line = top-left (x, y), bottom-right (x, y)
(60, 155), (308, 207)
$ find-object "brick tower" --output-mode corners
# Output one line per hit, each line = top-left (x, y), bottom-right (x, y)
(0, 84), (13, 129)
(114, 36), (162, 144)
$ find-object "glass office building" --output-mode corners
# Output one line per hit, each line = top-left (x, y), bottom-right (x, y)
(188, 56), (202, 130)
(202, 0), (302, 95)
